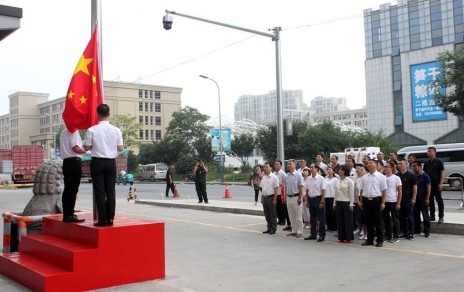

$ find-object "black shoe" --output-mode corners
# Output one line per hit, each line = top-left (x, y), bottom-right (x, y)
(277, 221), (286, 226)
(317, 237), (325, 242)
(107, 219), (114, 226)
(414, 230), (421, 235)
(269, 230), (276, 235)
(262, 230), (270, 234)
(424, 233), (430, 238)
(438, 218), (444, 223)
(408, 235), (414, 240)
(385, 237), (392, 241)
(304, 235), (317, 240)
(198, 201), (203, 203)
(399, 234), (408, 238)
(376, 242), (383, 247)
(430, 217), (436, 222)
(362, 241), (374, 246)
(63, 215), (85, 223)
(205, 201), (209, 204)
(94, 221), (107, 226)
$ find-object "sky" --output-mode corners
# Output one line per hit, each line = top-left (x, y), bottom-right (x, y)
(0, 0), (391, 123)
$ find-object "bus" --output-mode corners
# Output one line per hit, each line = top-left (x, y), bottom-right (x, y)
(397, 143), (464, 188)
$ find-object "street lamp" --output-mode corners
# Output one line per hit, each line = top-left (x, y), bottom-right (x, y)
(163, 10), (285, 162)
(44, 113), (57, 160)
(199, 75), (224, 184)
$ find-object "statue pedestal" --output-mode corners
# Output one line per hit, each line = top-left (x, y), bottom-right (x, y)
(0, 214), (165, 292)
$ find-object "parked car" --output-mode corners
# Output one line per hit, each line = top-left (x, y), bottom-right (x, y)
(232, 167), (241, 174)
(184, 172), (196, 182)
(138, 163), (168, 182)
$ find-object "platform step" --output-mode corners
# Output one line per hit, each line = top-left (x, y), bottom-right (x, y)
(20, 233), (98, 270)
(0, 252), (72, 292)
(41, 214), (101, 247)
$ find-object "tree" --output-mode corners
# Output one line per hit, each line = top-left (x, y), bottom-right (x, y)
(127, 150), (137, 173)
(50, 125), (65, 149)
(165, 106), (210, 153)
(255, 124), (277, 159)
(432, 45), (464, 116)
(175, 156), (198, 175)
(231, 133), (255, 167)
(138, 143), (156, 165)
(110, 114), (141, 148)
(192, 134), (214, 163)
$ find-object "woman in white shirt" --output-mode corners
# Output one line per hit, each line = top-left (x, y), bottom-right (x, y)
(334, 165), (355, 243)
(325, 165), (339, 232)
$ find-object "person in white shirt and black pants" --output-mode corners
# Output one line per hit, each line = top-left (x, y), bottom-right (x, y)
(304, 164), (327, 242)
(261, 162), (279, 235)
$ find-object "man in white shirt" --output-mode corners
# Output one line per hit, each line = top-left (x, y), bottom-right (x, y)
(261, 162), (279, 235)
(358, 159), (387, 247)
(346, 158), (357, 177)
(383, 161), (402, 243)
(84, 104), (124, 227)
(297, 158), (307, 175)
(304, 164), (327, 242)
(284, 159), (304, 238)
(61, 127), (86, 223)
(316, 153), (327, 175)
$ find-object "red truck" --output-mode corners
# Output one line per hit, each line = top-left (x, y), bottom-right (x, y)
(12, 145), (43, 184)
(81, 153), (128, 182)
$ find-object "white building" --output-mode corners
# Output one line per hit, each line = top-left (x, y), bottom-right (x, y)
(310, 96), (348, 114)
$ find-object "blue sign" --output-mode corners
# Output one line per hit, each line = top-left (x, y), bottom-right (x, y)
(410, 61), (446, 121)
(211, 128), (231, 152)
(214, 154), (226, 162)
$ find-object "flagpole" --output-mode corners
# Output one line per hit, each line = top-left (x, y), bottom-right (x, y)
(91, 0), (103, 222)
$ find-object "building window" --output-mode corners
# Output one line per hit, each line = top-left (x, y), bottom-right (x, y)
(139, 130), (143, 139)
(150, 130), (154, 139)
(155, 91), (161, 99)
(155, 117), (161, 125)
(150, 116), (153, 125)
(145, 90), (148, 98)
(139, 90), (143, 98)
(145, 103), (148, 111)
(145, 116), (148, 126)
(139, 102), (143, 111)
(150, 90), (153, 99)
(150, 103), (153, 112)
(155, 103), (161, 112)
(145, 130), (149, 140)
(139, 116), (143, 123)
(155, 130), (161, 140)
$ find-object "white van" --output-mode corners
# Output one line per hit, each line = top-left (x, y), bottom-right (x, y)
(397, 143), (464, 187)
(139, 163), (168, 182)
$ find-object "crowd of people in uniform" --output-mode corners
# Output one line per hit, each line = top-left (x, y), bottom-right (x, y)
(253, 148), (445, 247)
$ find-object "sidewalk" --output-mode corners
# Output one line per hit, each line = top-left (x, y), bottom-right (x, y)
(136, 198), (464, 236)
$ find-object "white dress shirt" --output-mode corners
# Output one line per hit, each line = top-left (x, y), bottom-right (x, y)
(358, 171), (387, 198)
(261, 173), (279, 197)
(60, 128), (83, 159)
(305, 174), (327, 197)
(385, 175), (402, 202)
(84, 121), (123, 159)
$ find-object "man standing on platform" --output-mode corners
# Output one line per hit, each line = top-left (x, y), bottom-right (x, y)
(61, 127), (86, 223)
(193, 159), (208, 203)
(284, 159), (304, 238)
(261, 162), (279, 235)
(166, 163), (175, 197)
(84, 104), (124, 227)
(274, 160), (290, 228)
(358, 160), (387, 247)
(423, 147), (445, 223)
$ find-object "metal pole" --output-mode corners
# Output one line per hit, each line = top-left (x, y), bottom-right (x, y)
(273, 27), (284, 161)
(167, 10), (284, 162)
(200, 75), (224, 183)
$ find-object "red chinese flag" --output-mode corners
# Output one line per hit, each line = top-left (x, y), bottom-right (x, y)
(62, 25), (102, 133)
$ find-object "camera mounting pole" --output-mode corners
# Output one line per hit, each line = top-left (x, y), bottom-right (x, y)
(164, 9), (285, 162)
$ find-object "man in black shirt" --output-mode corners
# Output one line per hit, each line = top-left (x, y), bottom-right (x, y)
(165, 163), (175, 197)
(193, 159), (208, 203)
(396, 159), (417, 240)
(423, 147), (445, 223)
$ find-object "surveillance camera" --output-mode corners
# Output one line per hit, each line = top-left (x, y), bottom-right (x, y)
(163, 14), (173, 30)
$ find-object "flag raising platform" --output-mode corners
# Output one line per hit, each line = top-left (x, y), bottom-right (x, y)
(0, 213), (165, 292)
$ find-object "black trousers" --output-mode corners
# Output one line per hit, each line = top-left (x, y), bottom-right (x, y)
(383, 202), (400, 239)
(90, 158), (116, 221)
(363, 197), (384, 243)
(400, 201), (414, 237)
(336, 201), (353, 241)
(62, 159), (82, 218)
(309, 196), (326, 237)
(166, 183), (174, 197)
(254, 188), (261, 202)
(325, 197), (337, 231)
(429, 181), (444, 219)
(263, 196), (277, 231)
(195, 181), (208, 202)
(414, 198), (431, 234)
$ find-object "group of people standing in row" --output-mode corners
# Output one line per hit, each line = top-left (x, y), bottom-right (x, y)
(254, 148), (445, 247)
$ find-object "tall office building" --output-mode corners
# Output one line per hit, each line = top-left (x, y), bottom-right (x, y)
(364, 0), (464, 145)
(310, 96), (348, 114)
(0, 81), (182, 158)
(234, 89), (311, 125)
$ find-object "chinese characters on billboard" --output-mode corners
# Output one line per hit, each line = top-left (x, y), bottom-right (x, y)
(211, 128), (231, 152)
(410, 61), (446, 122)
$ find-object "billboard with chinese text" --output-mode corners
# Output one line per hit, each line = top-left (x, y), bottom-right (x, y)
(410, 61), (446, 122)
(211, 128), (231, 152)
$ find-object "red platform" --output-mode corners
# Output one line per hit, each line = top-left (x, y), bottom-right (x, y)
(0, 213), (165, 292)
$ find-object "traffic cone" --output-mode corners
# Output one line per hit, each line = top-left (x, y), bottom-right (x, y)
(280, 182), (286, 204)
(223, 184), (232, 198)
(127, 186), (134, 202)
(134, 188), (139, 200)
(173, 184), (180, 198)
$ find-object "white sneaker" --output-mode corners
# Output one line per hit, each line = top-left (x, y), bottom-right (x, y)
(359, 231), (365, 236)
(353, 229), (361, 235)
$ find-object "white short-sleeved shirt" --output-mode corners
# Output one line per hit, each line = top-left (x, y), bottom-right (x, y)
(274, 169), (286, 186)
(358, 171), (387, 198)
(83, 121), (123, 159)
(305, 174), (326, 197)
(385, 175), (402, 202)
(261, 173), (279, 197)
(60, 128), (83, 159)
(325, 176), (339, 198)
